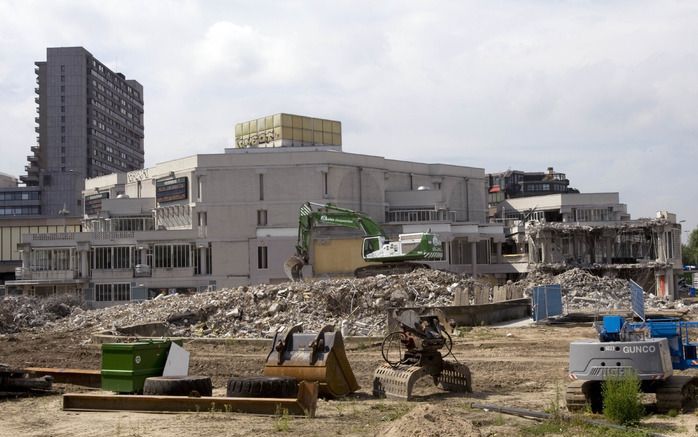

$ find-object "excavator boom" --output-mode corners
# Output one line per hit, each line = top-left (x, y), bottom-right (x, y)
(284, 202), (441, 281)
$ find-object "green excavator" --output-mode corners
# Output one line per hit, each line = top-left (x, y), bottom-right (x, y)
(283, 202), (443, 281)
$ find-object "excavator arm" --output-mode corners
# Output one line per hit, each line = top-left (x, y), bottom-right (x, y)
(285, 202), (385, 280)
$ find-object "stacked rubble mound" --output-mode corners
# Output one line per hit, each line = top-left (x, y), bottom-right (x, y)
(0, 267), (689, 337)
(0, 294), (84, 334)
(4, 270), (486, 337)
(518, 268), (632, 311)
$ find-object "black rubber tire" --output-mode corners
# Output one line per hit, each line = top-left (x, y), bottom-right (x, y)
(143, 376), (213, 397)
(226, 376), (298, 398)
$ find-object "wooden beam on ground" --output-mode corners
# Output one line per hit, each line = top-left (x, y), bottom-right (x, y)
(23, 367), (101, 388)
(63, 381), (318, 417)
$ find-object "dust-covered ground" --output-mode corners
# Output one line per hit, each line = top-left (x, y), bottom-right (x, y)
(1, 325), (697, 437)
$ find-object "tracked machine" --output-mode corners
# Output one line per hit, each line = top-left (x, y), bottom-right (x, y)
(567, 312), (698, 413)
(372, 310), (472, 401)
(284, 202), (443, 281)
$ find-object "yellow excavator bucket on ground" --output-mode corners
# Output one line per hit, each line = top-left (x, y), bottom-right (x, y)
(263, 324), (359, 398)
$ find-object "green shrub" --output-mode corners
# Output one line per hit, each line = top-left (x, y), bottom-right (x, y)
(602, 373), (644, 425)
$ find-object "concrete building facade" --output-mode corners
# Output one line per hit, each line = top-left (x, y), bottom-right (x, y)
(23, 46), (144, 217)
(7, 144), (508, 306)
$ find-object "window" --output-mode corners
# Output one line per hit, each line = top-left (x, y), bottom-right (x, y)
(60, 85), (65, 92)
(258, 246), (268, 269)
(95, 284), (111, 301)
(95, 283), (130, 302)
(198, 212), (207, 227)
(61, 75), (65, 82)
(154, 244), (192, 268)
(322, 171), (328, 196)
(259, 173), (264, 200)
(197, 176), (203, 201)
(113, 246), (132, 269)
(61, 106), (65, 113)
(94, 247), (112, 269)
(61, 136), (65, 143)
(257, 209), (267, 226)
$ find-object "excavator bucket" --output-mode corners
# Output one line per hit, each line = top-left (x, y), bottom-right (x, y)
(283, 255), (305, 281)
(263, 324), (359, 398)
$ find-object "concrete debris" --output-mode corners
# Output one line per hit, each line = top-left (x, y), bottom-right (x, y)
(0, 268), (694, 337)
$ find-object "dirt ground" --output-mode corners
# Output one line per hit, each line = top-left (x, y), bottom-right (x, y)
(1, 324), (697, 436)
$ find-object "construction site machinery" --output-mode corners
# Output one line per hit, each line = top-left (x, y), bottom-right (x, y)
(263, 324), (359, 398)
(566, 314), (698, 413)
(372, 310), (472, 401)
(0, 364), (54, 398)
(283, 202), (443, 281)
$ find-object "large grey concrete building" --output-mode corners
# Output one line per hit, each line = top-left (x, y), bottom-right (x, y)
(6, 114), (509, 305)
(22, 47), (144, 217)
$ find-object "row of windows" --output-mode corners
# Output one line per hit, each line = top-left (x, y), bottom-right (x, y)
(90, 101), (141, 140)
(572, 208), (614, 222)
(0, 191), (40, 201)
(524, 182), (567, 192)
(0, 206), (40, 215)
(93, 246), (134, 269)
(95, 283), (130, 302)
(91, 97), (142, 132)
(90, 60), (141, 101)
(31, 249), (73, 271)
(154, 244), (192, 268)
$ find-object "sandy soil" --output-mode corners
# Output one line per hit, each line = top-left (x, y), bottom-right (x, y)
(1, 325), (697, 437)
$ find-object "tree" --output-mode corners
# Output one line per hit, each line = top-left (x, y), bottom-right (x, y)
(682, 228), (698, 266)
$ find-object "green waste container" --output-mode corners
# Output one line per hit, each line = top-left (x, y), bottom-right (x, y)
(101, 339), (180, 393)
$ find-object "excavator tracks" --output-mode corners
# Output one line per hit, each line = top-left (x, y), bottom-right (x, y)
(354, 262), (430, 278)
(565, 380), (602, 413)
(655, 375), (698, 413)
(568, 376), (698, 414)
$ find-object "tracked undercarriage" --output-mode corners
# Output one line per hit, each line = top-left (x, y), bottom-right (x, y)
(566, 376), (698, 413)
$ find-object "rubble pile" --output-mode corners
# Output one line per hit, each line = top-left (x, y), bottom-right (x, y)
(0, 294), (84, 334)
(2, 267), (692, 338)
(515, 268), (631, 310)
(6, 270), (487, 338)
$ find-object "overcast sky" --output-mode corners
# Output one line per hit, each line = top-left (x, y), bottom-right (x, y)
(1, 1), (696, 239)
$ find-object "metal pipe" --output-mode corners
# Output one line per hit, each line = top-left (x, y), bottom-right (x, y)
(470, 403), (668, 437)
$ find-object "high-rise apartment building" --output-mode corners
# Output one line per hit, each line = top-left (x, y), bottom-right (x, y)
(22, 47), (144, 217)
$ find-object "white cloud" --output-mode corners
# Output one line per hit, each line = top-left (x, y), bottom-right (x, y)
(0, 0), (697, 237)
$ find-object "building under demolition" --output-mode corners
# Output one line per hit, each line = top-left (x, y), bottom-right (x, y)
(498, 192), (683, 299)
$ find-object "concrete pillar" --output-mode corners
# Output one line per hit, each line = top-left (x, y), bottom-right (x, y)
(655, 268), (675, 301)
(69, 249), (74, 272)
(140, 248), (147, 265)
(496, 242), (503, 264)
(80, 249), (89, 278)
(470, 241), (478, 278)
(200, 246), (207, 275)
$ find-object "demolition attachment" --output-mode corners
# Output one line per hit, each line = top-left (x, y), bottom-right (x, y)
(263, 324), (359, 398)
(372, 310), (472, 401)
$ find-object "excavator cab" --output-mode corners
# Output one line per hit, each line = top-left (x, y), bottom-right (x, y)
(362, 236), (385, 258)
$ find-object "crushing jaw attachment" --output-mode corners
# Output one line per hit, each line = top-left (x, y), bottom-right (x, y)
(283, 255), (305, 281)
